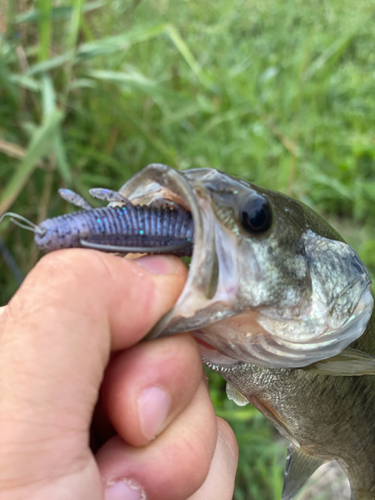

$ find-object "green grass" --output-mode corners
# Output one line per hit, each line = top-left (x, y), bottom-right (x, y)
(2, 0), (375, 498)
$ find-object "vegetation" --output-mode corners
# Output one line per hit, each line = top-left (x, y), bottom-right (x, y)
(1, 0), (375, 497)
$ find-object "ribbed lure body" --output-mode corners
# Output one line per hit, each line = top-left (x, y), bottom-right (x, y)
(34, 204), (194, 256)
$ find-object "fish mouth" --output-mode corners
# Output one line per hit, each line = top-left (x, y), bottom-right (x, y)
(118, 163), (239, 338)
(118, 164), (374, 370)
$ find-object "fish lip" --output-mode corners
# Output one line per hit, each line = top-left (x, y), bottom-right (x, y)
(193, 333), (216, 351)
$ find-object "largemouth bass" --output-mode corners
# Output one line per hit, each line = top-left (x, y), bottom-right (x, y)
(3, 163), (375, 499)
(119, 164), (375, 500)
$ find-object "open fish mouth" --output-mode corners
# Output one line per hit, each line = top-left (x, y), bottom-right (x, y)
(117, 163), (374, 370)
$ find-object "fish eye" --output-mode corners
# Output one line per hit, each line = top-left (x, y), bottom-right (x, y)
(240, 194), (273, 234)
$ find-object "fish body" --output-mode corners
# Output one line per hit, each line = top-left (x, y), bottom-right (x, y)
(212, 337), (375, 500)
(21, 164), (375, 499)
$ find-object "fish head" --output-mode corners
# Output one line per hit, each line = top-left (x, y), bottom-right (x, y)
(119, 164), (373, 369)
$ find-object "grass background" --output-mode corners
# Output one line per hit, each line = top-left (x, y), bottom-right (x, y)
(1, 0), (375, 498)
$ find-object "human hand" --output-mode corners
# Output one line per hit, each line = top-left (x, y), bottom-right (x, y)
(0, 250), (238, 500)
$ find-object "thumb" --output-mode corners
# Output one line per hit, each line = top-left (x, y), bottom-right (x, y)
(0, 250), (187, 496)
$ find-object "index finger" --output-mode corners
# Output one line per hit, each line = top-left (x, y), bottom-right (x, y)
(4, 250), (187, 351)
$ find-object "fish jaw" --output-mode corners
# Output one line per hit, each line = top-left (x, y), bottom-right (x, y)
(191, 285), (370, 369)
(119, 164), (374, 369)
(119, 164), (242, 331)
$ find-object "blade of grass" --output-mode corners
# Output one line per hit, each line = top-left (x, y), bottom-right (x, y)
(28, 23), (168, 77)
(305, 166), (352, 200)
(38, 0), (52, 61)
(15, 2), (104, 23)
(302, 30), (357, 81)
(40, 74), (72, 184)
(54, 131), (72, 184)
(61, 0), (84, 109)
(27, 52), (73, 75)
(0, 110), (64, 213)
(78, 23), (166, 57)
(164, 24), (212, 88)
(85, 68), (159, 92)
(10, 74), (41, 91)
(41, 73), (56, 116)
(65, 0), (84, 52)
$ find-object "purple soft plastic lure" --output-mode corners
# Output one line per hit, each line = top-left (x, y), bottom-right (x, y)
(0, 187), (194, 256)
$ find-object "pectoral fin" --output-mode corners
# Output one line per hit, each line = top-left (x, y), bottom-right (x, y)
(302, 347), (375, 376)
(282, 445), (325, 500)
(254, 400), (300, 447)
(226, 383), (249, 406)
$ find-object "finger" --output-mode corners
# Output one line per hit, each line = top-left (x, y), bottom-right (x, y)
(4, 251), (187, 351)
(101, 333), (203, 446)
(187, 418), (238, 500)
(0, 251), (187, 488)
(96, 378), (218, 500)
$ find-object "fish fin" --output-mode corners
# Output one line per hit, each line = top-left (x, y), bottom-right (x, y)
(252, 399), (300, 447)
(282, 445), (325, 500)
(226, 383), (249, 406)
(301, 347), (375, 376)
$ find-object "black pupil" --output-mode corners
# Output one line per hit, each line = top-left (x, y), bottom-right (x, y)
(241, 195), (272, 234)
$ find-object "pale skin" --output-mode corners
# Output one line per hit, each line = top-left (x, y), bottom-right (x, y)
(0, 250), (238, 500)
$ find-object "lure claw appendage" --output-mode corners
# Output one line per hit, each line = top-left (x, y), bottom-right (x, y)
(89, 188), (131, 204)
(58, 188), (92, 210)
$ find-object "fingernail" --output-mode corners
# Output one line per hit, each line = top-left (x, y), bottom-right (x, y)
(138, 386), (171, 440)
(134, 255), (180, 275)
(106, 479), (146, 500)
